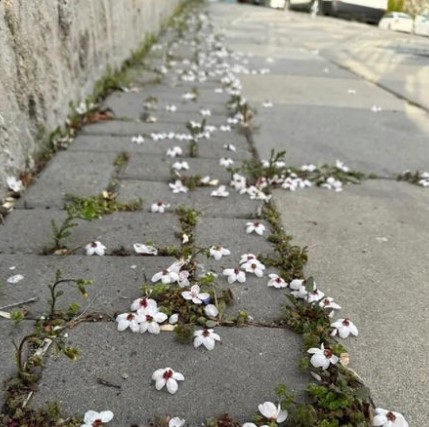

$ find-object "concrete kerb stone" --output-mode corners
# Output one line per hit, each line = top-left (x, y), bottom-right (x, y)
(32, 323), (306, 426)
(0, 210), (181, 255)
(0, 254), (177, 318)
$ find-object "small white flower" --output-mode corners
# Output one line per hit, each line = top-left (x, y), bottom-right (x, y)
(262, 100), (273, 108)
(307, 343), (339, 370)
(372, 408), (408, 427)
(289, 279), (304, 290)
(130, 297), (157, 312)
(220, 125), (231, 132)
(131, 135), (145, 144)
(165, 104), (177, 112)
(138, 307), (168, 334)
(80, 410), (114, 427)
(85, 241), (106, 256)
(182, 234), (190, 244)
(209, 245), (231, 261)
(336, 160), (350, 172)
(116, 313), (140, 333)
(321, 177), (343, 192)
(151, 269), (180, 284)
(307, 288), (325, 303)
(177, 270), (190, 288)
(222, 268), (246, 284)
(169, 417), (186, 427)
(169, 313), (179, 325)
(245, 221), (265, 235)
(219, 157), (234, 168)
(291, 284), (308, 300)
(133, 243), (157, 255)
(371, 105), (383, 113)
(319, 297), (341, 312)
(194, 328), (221, 350)
(200, 176), (219, 186)
(204, 304), (219, 318)
(7, 274), (24, 284)
(230, 173), (247, 191)
(6, 176), (24, 193)
(331, 318), (358, 339)
(152, 367), (184, 394)
(258, 401), (288, 423)
(172, 161), (189, 171)
(169, 180), (188, 194)
(239, 253), (257, 265)
(200, 109), (211, 116)
(151, 201), (171, 213)
(211, 185), (229, 197)
(166, 146), (183, 157)
(182, 92), (196, 100)
(182, 285), (210, 304)
(224, 143), (236, 152)
(267, 274), (288, 289)
(300, 164), (317, 172)
(241, 260), (265, 277)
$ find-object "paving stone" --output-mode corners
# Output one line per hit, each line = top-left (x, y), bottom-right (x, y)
(68, 134), (252, 161)
(122, 153), (236, 182)
(33, 323), (306, 426)
(0, 320), (35, 408)
(118, 181), (262, 218)
(0, 210), (181, 255)
(17, 151), (117, 209)
(195, 217), (273, 258)
(0, 255), (176, 317)
(273, 180), (429, 426)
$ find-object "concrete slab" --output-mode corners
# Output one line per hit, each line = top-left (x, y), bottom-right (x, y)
(118, 181), (262, 218)
(33, 324), (305, 426)
(122, 153), (236, 183)
(81, 121), (188, 136)
(251, 104), (429, 176)
(0, 210), (181, 255)
(272, 180), (429, 426)
(69, 134), (252, 161)
(18, 151), (117, 209)
(0, 255), (177, 317)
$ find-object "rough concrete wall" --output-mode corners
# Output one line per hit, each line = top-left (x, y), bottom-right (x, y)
(0, 0), (183, 198)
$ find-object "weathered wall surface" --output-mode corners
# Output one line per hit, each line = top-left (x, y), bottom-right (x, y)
(0, 0), (183, 199)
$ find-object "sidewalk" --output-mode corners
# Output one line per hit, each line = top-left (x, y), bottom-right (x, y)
(0, 1), (424, 427)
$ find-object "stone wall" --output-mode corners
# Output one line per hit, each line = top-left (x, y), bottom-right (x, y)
(0, 0), (183, 199)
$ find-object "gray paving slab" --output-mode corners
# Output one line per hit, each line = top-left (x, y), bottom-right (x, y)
(272, 180), (429, 426)
(0, 210), (181, 255)
(68, 134), (252, 161)
(17, 151), (117, 209)
(251, 104), (429, 176)
(0, 255), (176, 317)
(122, 153), (236, 182)
(195, 217), (273, 258)
(0, 320), (35, 408)
(33, 324), (305, 426)
(118, 180), (262, 218)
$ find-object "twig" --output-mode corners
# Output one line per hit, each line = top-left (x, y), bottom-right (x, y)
(0, 297), (38, 310)
(96, 377), (121, 389)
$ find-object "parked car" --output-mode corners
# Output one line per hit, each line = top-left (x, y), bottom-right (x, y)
(378, 12), (414, 33)
(414, 13), (429, 37)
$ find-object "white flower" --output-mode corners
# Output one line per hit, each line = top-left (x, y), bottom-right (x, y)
(165, 104), (177, 112)
(307, 343), (339, 370)
(85, 241), (106, 256)
(177, 270), (190, 288)
(172, 161), (189, 171)
(331, 318), (358, 339)
(80, 410), (114, 427)
(336, 160), (350, 172)
(133, 243), (157, 255)
(239, 253), (257, 265)
(116, 313), (140, 333)
(200, 109), (211, 116)
(211, 185), (229, 197)
(194, 328), (221, 350)
(267, 274), (288, 289)
(169, 313), (179, 325)
(130, 297), (157, 312)
(209, 245), (231, 260)
(7, 274), (24, 284)
(131, 135), (145, 144)
(220, 125), (231, 132)
(169, 180), (189, 193)
(182, 234), (190, 244)
(152, 368), (184, 394)
(182, 285), (210, 304)
(6, 176), (24, 193)
(300, 164), (317, 172)
(200, 176), (219, 186)
(262, 100), (273, 108)
(371, 105), (382, 113)
(151, 201), (171, 213)
(258, 402), (288, 423)
(182, 92), (196, 100)
(307, 288), (325, 303)
(289, 279), (305, 290)
(151, 269), (180, 284)
(291, 285), (308, 300)
(321, 177), (343, 192)
(245, 221), (265, 235)
(224, 143), (236, 152)
(166, 146), (183, 157)
(204, 304), (219, 318)
(230, 173), (247, 191)
(372, 408), (408, 427)
(319, 297), (341, 312)
(169, 417), (186, 427)
(222, 268), (246, 284)
(138, 307), (168, 334)
(241, 260), (265, 277)
(219, 157), (234, 168)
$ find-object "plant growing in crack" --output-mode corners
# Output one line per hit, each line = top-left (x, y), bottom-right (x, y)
(49, 212), (79, 254)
